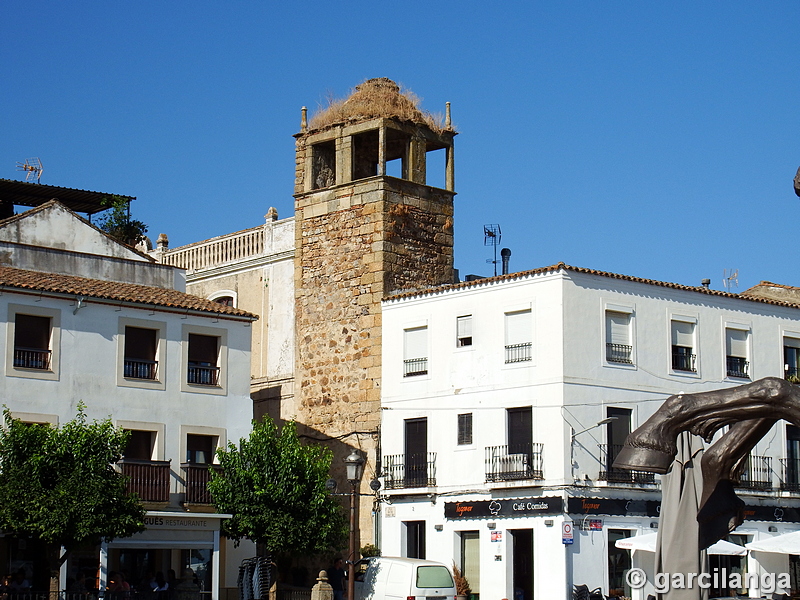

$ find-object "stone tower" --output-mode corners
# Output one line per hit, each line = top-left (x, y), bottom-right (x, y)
(293, 78), (456, 545)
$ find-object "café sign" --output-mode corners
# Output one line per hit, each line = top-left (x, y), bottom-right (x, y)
(444, 496), (563, 519)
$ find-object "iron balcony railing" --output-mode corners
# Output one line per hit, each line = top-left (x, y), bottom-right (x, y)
(598, 444), (656, 484)
(781, 458), (800, 491)
(182, 463), (222, 504)
(188, 363), (220, 386)
(383, 453), (436, 489)
(726, 356), (750, 379)
(505, 342), (532, 364)
(485, 444), (544, 482)
(119, 458), (171, 502)
(672, 351), (697, 373)
(124, 358), (158, 380)
(606, 343), (633, 364)
(736, 454), (772, 490)
(13, 347), (51, 370)
(403, 357), (428, 377)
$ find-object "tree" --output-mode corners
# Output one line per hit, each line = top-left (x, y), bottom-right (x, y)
(96, 195), (148, 247)
(208, 417), (347, 557)
(0, 406), (146, 593)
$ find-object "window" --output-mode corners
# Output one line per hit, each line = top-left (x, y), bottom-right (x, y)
(13, 314), (51, 370)
(405, 521), (426, 559)
(405, 418), (430, 487)
(188, 333), (220, 386)
(457, 413), (473, 445)
(671, 320), (696, 372)
(784, 425), (800, 491)
(186, 434), (216, 464)
(508, 407), (532, 455)
(124, 326), (158, 380)
(459, 531), (480, 596)
(505, 309), (532, 363)
(213, 296), (234, 307)
(312, 140), (336, 189)
(725, 328), (750, 379)
(785, 337), (800, 380)
(456, 315), (473, 347)
(124, 430), (155, 460)
(403, 326), (428, 377)
(605, 310), (632, 364)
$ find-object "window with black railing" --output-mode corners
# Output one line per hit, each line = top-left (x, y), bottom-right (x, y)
(785, 344), (800, 381)
(736, 454), (771, 490)
(124, 326), (159, 380)
(726, 356), (749, 379)
(383, 453), (437, 489)
(672, 346), (696, 372)
(606, 343), (632, 364)
(13, 314), (52, 370)
(187, 333), (220, 386)
(403, 357), (428, 377)
(597, 444), (655, 484)
(485, 443), (544, 482)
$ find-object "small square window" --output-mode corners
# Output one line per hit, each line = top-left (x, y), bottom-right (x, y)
(456, 315), (473, 347)
(457, 413), (473, 445)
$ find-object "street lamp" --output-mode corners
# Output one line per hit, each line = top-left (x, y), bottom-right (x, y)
(570, 417), (617, 481)
(344, 449), (365, 600)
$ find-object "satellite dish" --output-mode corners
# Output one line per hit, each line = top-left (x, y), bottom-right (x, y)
(16, 158), (43, 183)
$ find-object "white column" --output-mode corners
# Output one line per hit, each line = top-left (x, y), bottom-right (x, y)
(99, 541), (109, 591)
(212, 530), (221, 600)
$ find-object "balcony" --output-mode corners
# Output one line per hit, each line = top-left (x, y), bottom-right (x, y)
(598, 444), (656, 484)
(606, 343), (633, 364)
(119, 458), (171, 502)
(162, 224), (266, 271)
(124, 358), (158, 380)
(672, 350), (696, 372)
(383, 453), (436, 489)
(403, 357), (428, 377)
(188, 363), (220, 386)
(13, 347), (51, 370)
(736, 455), (772, 490)
(182, 463), (222, 504)
(726, 356), (750, 379)
(786, 366), (800, 381)
(485, 444), (543, 482)
(781, 458), (800, 491)
(505, 343), (532, 364)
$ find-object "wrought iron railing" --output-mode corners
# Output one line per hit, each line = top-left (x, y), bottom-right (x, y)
(606, 343), (633, 364)
(598, 444), (656, 484)
(119, 458), (171, 502)
(736, 454), (772, 490)
(383, 453), (437, 489)
(485, 444), (544, 482)
(726, 356), (750, 379)
(13, 347), (51, 370)
(505, 342), (532, 364)
(781, 458), (800, 491)
(188, 364), (220, 386)
(182, 463), (222, 504)
(124, 358), (158, 380)
(672, 350), (696, 372)
(403, 357), (428, 377)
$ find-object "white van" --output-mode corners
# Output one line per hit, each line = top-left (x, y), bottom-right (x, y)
(353, 557), (456, 600)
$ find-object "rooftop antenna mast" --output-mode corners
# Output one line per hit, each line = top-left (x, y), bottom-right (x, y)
(16, 158), (43, 183)
(722, 269), (739, 293)
(484, 224), (501, 276)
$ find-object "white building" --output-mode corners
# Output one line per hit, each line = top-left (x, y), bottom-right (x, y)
(380, 262), (800, 600)
(0, 190), (257, 598)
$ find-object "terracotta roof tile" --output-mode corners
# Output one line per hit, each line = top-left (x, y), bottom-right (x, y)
(385, 262), (800, 310)
(0, 266), (258, 320)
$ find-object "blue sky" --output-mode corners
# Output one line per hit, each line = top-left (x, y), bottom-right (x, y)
(3, 2), (799, 291)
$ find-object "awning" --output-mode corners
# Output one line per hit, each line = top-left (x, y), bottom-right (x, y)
(745, 530), (800, 554)
(616, 533), (746, 555)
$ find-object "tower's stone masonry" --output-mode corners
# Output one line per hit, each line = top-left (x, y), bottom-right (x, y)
(293, 78), (456, 543)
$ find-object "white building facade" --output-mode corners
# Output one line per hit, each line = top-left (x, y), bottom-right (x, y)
(380, 263), (800, 600)
(0, 200), (257, 598)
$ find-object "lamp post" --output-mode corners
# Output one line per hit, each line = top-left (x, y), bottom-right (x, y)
(344, 449), (365, 600)
(570, 417), (617, 481)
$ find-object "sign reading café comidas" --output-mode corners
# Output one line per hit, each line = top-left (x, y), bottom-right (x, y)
(444, 497), (563, 519)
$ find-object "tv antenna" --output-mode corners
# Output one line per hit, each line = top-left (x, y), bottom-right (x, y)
(484, 224), (502, 276)
(722, 269), (739, 292)
(16, 158), (43, 183)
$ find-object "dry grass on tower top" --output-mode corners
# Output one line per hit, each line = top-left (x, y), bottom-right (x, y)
(308, 78), (453, 134)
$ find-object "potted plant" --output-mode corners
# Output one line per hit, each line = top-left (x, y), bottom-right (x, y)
(452, 563), (471, 600)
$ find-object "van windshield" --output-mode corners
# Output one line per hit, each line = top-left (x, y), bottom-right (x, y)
(416, 566), (454, 588)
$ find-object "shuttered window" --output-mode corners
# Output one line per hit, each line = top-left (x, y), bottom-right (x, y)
(726, 329), (748, 358)
(457, 413), (473, 445)
(457, 315), (473, 347)
(505, 310), (531, 346)
(606, 312), (630, 346)
(671, 321), (694, 349)
(404, 326), (427, 360)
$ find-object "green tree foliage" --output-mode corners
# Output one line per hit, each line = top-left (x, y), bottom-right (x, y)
(0, 405), (145, 590)
(96, 195), (148, 247)
(209, 417), (347, 556)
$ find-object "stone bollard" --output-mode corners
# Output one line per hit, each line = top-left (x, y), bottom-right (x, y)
(311, 570), (333, 600)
